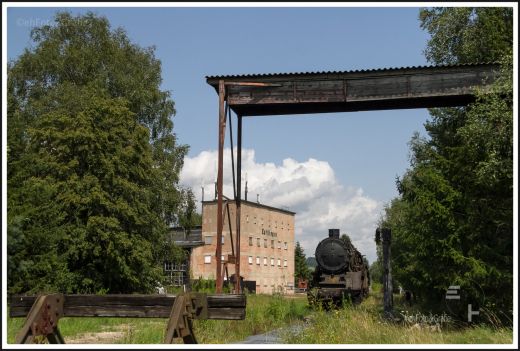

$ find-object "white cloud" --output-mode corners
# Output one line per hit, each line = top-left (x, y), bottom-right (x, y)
(180, 148), (382, 263)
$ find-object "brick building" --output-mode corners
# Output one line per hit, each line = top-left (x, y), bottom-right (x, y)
(191, 200), (295, 294)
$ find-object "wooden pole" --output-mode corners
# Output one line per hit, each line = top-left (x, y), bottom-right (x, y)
(216, 80), (226, 293)
(382, 228), (393, 315)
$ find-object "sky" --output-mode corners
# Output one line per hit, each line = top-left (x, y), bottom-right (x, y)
(6, 5), (434, 262)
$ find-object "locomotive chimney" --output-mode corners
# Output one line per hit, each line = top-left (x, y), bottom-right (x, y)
(328, 229), (340, 239)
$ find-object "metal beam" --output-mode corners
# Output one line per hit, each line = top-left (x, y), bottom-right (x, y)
(207, 63), (499, 116)
(216, 80), (226, 293)
(235, 115), (243, 293)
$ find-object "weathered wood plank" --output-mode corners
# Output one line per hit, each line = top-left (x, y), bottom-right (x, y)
(207, 308), (246, 320)
(206, 294), (246, 308)
(9, 294), (246, 319)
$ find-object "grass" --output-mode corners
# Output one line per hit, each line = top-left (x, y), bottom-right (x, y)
(7, 293), (310, 344)
(283, 285), (513, 344)
(193, 293), (309, 343)
(7, 286), (512, 344)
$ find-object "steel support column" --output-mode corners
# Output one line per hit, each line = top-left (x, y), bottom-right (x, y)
(235, 115), (242, 293)
(216, 80), (226, 293)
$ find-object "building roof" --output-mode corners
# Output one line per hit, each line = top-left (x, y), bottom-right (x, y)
(202, 199), (296, 215)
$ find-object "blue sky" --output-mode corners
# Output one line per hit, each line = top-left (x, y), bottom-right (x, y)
(7, 6), (433, 260)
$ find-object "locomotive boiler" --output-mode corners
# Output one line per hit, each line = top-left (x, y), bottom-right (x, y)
(308, 229), (370, 306)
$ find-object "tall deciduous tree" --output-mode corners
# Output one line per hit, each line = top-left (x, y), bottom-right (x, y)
(7, 12), (189, 293)
(380, 7), (513, 321)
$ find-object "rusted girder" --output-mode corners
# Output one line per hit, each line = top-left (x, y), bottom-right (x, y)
(216, 79), (226, 293)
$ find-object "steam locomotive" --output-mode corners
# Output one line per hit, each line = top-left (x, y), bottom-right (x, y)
(308, 229), (370, 307)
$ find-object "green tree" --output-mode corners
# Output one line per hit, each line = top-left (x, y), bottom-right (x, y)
(381, 7), (513, 320)
(340, 233), (353, 248)
(294, 241), (311, 285)
(7, 12), (189, 293)
(178, 189), (203, 231)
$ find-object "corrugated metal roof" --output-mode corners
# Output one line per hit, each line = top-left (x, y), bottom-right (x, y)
(205, 62), (496, 80)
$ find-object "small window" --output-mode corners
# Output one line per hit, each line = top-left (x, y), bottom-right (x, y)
(221, 255), (225, 261)
(204, 236), (213, 245)
(221, 236), (225, 244)
(278, 241), (281, 249)
(263, 257), (267, 266)
(249, 237), (253, 246)
(284, 242), (288, 250)
(271, 240), (274, 248)
(246, 215), (249, 223)
(264, 239), (268, 248)
(256, 256), (260, 265)
(277, 259), (281, 267)
(257, 238), (261, 247)
(248, 256), (253, 265)
(284, 259), (287, 267)
(204, 255), (211, 264)
(270, 258), (274, 266)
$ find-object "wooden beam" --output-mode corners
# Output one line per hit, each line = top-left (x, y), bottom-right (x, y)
(9, 294), (246, 320)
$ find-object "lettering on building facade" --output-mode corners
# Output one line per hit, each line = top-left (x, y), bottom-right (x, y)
(262, 228), (277, 237)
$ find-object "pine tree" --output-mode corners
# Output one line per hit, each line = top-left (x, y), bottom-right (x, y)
(380, 7), (513, 320)
(294, 241), (311, 285)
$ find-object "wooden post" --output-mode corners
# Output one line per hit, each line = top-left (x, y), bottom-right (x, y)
(382, 228), (393, 315)
(216, 80), (226, 293)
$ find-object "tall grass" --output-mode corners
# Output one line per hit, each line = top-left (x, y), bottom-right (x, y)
(193, 293), (309, 343)
(283, 287), (513, 344)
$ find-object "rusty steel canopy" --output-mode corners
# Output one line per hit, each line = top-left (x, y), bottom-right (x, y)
(207, 62), (501, 294)
(206, 62), (499, 116)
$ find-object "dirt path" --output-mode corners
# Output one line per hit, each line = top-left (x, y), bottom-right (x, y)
(65, 324), (130, 344)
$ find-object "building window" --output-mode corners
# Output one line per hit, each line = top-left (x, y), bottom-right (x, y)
(248, 256), (253, 265)
(278, 241), (281, 249)
(249, 237), (253, 246)
(256, 256), (260, 265)
(204, 236), (213, 245)
(264, 239), (267, 248)
(284, 242), (288, 250)
(222, 255), (225, 261)
(257, 238), (261, 247)
(270, 258), (274, 266)
(271, 240), (274, 248)
(275, 221), (277, 228)
(263, 257), (267, 266)
(277, 259), (281, 267)
(221, 236), (225, 244)
(246, 215), (249, 223)
(204, 255), (211, 264)
(284, 259), (288, 267)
